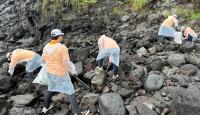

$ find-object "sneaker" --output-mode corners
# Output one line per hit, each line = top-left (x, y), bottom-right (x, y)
(42, 104), (53, 113)
(74, 110), (90, 115)
(112, 74), (119, 80)
(81, 110), (90, 115)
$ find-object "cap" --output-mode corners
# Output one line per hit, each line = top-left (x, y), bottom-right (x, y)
(51, 29), (64, 38)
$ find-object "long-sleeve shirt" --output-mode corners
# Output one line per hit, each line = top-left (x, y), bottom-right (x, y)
(162, 16), (178, 27)
(42, 43), (76, 77)
(8, 49), (36, 75)
(183, 27), (198, 39)
(98, 35), (119, 50)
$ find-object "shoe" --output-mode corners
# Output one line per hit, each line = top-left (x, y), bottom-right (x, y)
(81, 110), (90, 115)
(74, 110), (90, 115)
(42, 104), (53, 113)
(112, 74), (119, 80)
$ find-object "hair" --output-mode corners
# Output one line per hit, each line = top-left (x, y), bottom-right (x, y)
(51, 35), (60, 40)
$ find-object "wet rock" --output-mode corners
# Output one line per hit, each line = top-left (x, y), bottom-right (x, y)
(144, 74), (164, 92)
(137, 47), (148, 57)
(117, 88), (134, 99)
(75, 61), (84, 75)
(171, 85), (200, 115)
(16, 82), (33, 94)
(9, 107), (37, 115)
(126, 105), (138, 115)
(180, 64), (198, 75)
(10, 94), (35, 105)
(80, 93), (100, 109)
(180, 41), (195, 53)
(167, 54), (185, 67)
(192, 77), (200, 82)
(13, 28), (25, 40)
(98, 93), (125, 115)
(110, 82), (119, 92)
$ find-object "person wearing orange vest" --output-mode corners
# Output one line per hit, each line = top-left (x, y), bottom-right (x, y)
(158, 14), (178, 45)
(181, 26), (198, 42)
(41, 29), (88, 115)
(96, 35), (120, 80)
(6, 49), (41, 79)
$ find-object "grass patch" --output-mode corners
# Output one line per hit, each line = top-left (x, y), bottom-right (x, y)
(190, 12), (200, 20)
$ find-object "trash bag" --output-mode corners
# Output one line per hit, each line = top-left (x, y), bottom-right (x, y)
(174, 32), (183, 44)
(32, 64), (48, 85)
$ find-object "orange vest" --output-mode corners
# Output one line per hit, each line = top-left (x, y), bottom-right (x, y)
(42, 43), (70, 77)
(162, 16), (178, 27)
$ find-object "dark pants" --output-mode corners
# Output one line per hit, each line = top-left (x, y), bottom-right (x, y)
(159, 35), (174, 44)
(97, 59), (118, 76)
(44, 91), (81, 114)
(187, 34), (193, 42)
(26, 71), (35, 80)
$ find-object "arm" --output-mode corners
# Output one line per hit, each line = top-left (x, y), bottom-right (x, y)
(62, 46), (77, 75)
(8, 55), (17, 76)
(98, 38), (104, 50)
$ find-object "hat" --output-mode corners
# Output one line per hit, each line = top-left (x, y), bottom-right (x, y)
(51, 29), (64, 38)
(6, 52), (12, 60)
(181, 26), (186, 32)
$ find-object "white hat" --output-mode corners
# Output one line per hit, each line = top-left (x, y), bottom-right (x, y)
(6, 52), (12, 60)
(51, 29), (64, 38)
(181, 26), (186, 32)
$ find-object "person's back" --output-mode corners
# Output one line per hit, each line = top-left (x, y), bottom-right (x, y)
(11, 49), (35, 65)
(184, 27), (197, 36)
(98, 35), (119, 49)
(42, 43), (69, 77)
(162, 16), (177, 27)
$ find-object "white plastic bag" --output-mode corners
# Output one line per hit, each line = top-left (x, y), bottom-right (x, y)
(174, 32), (183, 44)
(32, 64), (48, 85)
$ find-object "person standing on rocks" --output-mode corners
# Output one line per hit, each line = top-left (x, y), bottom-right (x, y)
(6, 49), (41, 79)
(96, 35), (120, 80)
(181, 26), (198, 43)
(41, 29), (88, 115)
(158, 14), (178, 45)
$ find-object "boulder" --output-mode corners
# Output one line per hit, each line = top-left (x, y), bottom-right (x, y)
(144, 74), (164, 92)
(117, 88), (134, 99)
(185, 55), (200, 68)
(83, 70), (95, 80)
(146, 56), (164, 71)
(80, 93), (100, 109)
(171, 85), (200, 115)
(120, 15), (130, 22)
(167, 54), (185, 67)
(10, 94), (35, 105)
(180, 64), (198, 75)
(9, 107), (37, 115)
(137, 47), (148, 57)
(98, 93), (125, 115)
(0, 75), (11, 93)
(126, 105), (138, 115)
(180, 41), (195, 53)
(91, 70), (106, 86)
(0, 100), (8, 115)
